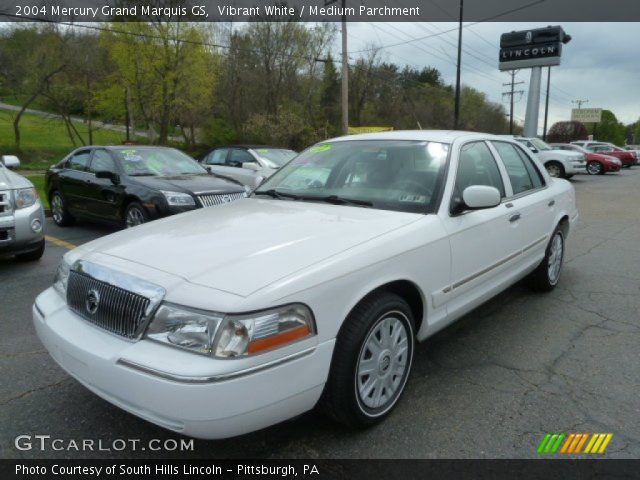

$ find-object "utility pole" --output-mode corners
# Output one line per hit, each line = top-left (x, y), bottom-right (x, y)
(340, 0), (349, 135)
(542, 67), (551, 140)
(502, 70), (524, 135)
(572, 99), (589, 109)
(453, 0), (464, 130)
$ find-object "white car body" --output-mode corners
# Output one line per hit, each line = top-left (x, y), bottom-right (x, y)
(34, 131), (578, 439)
(201, 146), (297, 188)
(514, 137), (586, 177)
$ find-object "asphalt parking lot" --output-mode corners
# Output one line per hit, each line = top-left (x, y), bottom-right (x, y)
(2, 170), (640, 459)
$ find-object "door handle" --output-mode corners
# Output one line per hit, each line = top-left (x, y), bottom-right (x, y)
(509, 213), (521, 223)
(548, 200), (555, 207)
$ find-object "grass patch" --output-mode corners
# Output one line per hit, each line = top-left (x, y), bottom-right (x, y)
(0, 109), (146, 170)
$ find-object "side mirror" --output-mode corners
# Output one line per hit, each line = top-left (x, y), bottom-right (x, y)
(2, 155), (21, 169)
(528, 146), (539, 154)
(95, 170), (120, 184)
(462, 185), (501, 210)
(243, 162), (260, 171)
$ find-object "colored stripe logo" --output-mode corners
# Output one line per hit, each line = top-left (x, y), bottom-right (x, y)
(538, 433), (613, 454)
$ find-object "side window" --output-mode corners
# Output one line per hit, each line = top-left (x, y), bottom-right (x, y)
(205, 148), (228, 165)
(229, 149), (256, 166)
(454, 141), (505, 203)
(68, 150), (91, 171)
(492, 142), (542, 195)
(89, 150), (117, 174)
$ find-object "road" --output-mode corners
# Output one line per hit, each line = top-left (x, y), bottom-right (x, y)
(1, 170), (639, 459)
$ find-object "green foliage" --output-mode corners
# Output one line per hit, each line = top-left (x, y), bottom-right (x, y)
(546, 121), (589, 143)
(202, 118), (237, 146)
(594, 110), (626, 146)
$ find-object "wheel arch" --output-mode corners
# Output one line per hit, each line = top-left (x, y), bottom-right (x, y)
(342, 279), (425, 338)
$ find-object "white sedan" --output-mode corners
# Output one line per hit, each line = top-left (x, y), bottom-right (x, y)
(33, 131), (578, 439)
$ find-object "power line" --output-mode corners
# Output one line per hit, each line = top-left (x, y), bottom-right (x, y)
(572, 99), (589, 109)
(502, 70), (525, 134)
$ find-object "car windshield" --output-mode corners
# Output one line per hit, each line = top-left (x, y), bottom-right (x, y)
(114, 148), (207, 176)
(254, 140), (450, 214)
(252, 148), (297, 168)
(529, 138), (553, 151)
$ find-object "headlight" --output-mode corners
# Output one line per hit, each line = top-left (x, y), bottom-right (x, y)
(145, 303), (315, 358)
(15, 187), (38, 209)
(160, 190), (195, 206)
(53, 258), (71, 296)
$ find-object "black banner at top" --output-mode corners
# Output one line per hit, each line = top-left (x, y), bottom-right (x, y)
(1, 0), (640, 22)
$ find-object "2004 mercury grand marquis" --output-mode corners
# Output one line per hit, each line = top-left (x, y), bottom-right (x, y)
(34, 131), (577, 438)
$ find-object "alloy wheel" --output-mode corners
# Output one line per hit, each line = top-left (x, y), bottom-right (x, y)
(547, 164), (561, 178)
(587, 161), (602, 175)
(125, 207), (146, 228)
(51, 194), (64, 225)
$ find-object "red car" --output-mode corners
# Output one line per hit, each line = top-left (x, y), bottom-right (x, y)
(551, 143), (622, 175)
(589, 144), (637, 168)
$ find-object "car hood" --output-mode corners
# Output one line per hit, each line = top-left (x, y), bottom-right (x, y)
(130, 174), (245, 194)
(547, 149), (580, 159)
(0, 166), (33, 189)
(79, 199), (423, 297)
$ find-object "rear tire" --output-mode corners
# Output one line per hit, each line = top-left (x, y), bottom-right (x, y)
(50, 191), (75, 227)
(123, 201), (149, 228)
(16, 239), (45, 261)
(319, 292), (415, 428)
(526, 227), (565, 292)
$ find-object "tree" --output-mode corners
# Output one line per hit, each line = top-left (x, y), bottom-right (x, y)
(546, 121), (589, 143)
(320, 54), (339, 136)
(594, 110), (626, 146)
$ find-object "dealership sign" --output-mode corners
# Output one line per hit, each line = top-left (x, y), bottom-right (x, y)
(499, 26), (571, 71)
(571, 108), (603, 123)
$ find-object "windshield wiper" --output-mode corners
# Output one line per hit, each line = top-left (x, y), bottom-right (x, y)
(254, 189), (302, 200)
(309, 195), (373, 207)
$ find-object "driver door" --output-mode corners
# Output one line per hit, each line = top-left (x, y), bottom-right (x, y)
(440, 141), (523, 320)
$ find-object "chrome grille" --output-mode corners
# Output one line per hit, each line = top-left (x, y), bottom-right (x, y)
(67, 270), (151, 339)
(197, 191), (245, 207)
(0, 191), (10, 215)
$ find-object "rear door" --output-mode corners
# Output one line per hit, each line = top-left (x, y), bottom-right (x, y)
(441, 140), (524, 319)
(489, 141), (555, 268)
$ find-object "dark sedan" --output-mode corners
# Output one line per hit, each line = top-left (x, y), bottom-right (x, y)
(46, 146), (247, 228)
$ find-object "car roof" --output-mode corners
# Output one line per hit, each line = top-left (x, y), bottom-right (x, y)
(324, 130), (508, 144)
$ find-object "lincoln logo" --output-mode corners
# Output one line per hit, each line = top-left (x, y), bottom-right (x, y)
(85, 289), (100, 315)
(221, 195), (232, 204)
(526, 31), (533, 43)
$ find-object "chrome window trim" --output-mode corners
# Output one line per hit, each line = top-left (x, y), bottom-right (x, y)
(116, 347), (316, 384)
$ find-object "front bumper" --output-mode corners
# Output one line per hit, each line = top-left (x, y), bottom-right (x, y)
(566, 161), (587, 174)
(0, 200), (44, 255)
(33, 287), (334, 439)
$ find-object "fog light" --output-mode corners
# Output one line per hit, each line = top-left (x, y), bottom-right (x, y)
(31, 219), (42, 233)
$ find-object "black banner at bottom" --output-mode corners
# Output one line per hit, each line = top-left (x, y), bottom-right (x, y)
(4, 459), (640, 480)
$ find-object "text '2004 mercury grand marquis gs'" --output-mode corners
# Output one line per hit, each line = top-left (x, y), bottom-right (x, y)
(34, 131), (578, 439)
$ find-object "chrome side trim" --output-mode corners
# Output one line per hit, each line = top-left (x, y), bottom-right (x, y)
(116, 347), (316, 384)
(450, 250), (522, 291)
(34, 302), (45, 319)
(523, 235), (548, 253)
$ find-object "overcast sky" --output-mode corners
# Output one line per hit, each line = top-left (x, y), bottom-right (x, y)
(344, 22), (639, 133)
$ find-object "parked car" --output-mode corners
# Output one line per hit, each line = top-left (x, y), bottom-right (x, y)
(509, 137), (586, 178)
(198, 145), (297, 188)
(586, 144), (637, 168)
(46, 146), (248, 228)
(0, 155), (45, 261)
(34, 131), (577, 439)
(550, 143), (621, 175)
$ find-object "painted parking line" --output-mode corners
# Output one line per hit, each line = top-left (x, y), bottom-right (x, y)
(45, 235), (77, 250)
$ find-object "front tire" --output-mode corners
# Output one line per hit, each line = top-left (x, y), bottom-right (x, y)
(319, 292), (415, 428)
(526, 227), (565, 292)
(50, 191), (75, 226)
(587, 161), (604, 175)
(123, 201), (149, 228)
(545, 161), (565, 179)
